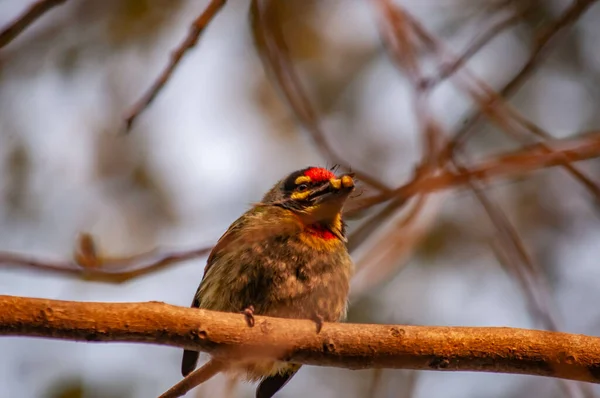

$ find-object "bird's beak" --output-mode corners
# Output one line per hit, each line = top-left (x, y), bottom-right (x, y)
(305, 175), (355, 222)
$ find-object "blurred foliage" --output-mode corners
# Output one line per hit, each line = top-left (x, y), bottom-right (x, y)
(252, 0), (380, 140)
(0, 0), (186, 78)
(45, 377), (133, 398)
(3, 141), (31, 217)
(46, 379), (85, 398)
(106, 0), (183, 48)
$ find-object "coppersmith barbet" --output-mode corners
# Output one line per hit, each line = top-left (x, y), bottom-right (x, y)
(181, 166), (355, 398)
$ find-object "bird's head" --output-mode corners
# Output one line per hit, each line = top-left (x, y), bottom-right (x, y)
(261, 167), (355, 241)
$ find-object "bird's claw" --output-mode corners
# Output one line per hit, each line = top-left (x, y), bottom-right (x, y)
(312, 314), (324, 334)
(242, 305), (255, 327)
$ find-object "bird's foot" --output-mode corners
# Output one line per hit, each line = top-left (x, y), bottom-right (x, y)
(312, 314), (324, 334)
(242, 305), (255, 327)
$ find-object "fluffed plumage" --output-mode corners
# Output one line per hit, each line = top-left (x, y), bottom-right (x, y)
(181, 167), (355, 398)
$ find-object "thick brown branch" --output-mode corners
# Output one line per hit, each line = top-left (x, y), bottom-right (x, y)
(124, 0), (227, 131)
(2, 295), (600, 384)
(0, 0), (67, 49)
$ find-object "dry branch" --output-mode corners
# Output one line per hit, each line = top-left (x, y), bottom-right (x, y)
(425, 11), (524, 86)
(0, 0), (67, 49)
(124, 0), (227, 131)
(0, 238), (212, 283)
(2, 295), (600, 385)
(400, 8), (600, 203)
(250, 0), (392, 193)
(349, 131), (600, 213)
(3, 132), (599, 280)
(448, 0), (599, 152)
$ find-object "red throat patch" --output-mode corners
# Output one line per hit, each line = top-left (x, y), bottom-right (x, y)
(304, 167), (335, 182)
(306, 224), (337, 240)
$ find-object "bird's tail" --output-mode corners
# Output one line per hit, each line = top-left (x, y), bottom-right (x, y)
(256, 365), (301, 398)
(181, 349), (199, 377)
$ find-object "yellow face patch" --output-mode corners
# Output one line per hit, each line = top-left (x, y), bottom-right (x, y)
(291, 191), (311, 201)
(294, 176), (312, 185)
(329, 178), (341, 189)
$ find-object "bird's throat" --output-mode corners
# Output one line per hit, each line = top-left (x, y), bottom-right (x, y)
(302, 212), (344, 242)
(306, 224), (338, 240)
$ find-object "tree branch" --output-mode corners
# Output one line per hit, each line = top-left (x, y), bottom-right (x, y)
(249, 0), (392, 193)
(0, 234), (212, 283)
(0, 0), (67, 49)
(123, 0), (227, 131)
(349, 131), (600, 214)
(2, 295), (600, 385)
(447, 0), (599, 153)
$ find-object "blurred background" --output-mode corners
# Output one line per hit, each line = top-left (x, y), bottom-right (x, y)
(1, 0), (600, 397)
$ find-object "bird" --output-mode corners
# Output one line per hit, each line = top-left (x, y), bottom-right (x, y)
(181, 166), (355, 398)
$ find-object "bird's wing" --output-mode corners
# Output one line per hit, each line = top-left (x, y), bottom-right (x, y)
(256, 366), (301, 398)
(182, 206), (300, 377)
(181, 214), (249, 377)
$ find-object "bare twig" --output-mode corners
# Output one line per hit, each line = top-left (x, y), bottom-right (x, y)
(401, 11), (600, 203)
(453, 152), (593, 398)
(365, 0), (599, 253)
(447, 0), (599, 153)
(124, 0), (227, 131)
(425, 11), (524, 86)
(454, 155), (560, 327)
(375, 0), (444, 168)
(0, 235), (212, 283)
(0, 0), (67, 49)
(348, 131), (600, 213)
(350, 0), (442, 279)
(347, 196), (407, 253)
(159, 360), (225, 398)
(4, 296), (600, 386)
(250, 0), (392, 193)
(350, 195), (431, 298)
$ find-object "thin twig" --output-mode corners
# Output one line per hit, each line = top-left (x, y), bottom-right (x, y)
(0, 0), (67, 49)
(350, 195), (432, 299)
(375, 0), (444, 169)
(348, 131), (600, 213)
(0, 237), (212, 283)
(159, 360), (224, 398)
(425, 12), (524, 86)
(454, 154), (592, 398)
(351, 0), (441, 267)
(124, 0), (227, 131)
(447, 0), (599, 154)
(250, 0), (392, 193)
(452, 155), (560, 329)
(347, 195), (410, 253)
(364, 0), (598, 241)
(402, 12), (600, 203)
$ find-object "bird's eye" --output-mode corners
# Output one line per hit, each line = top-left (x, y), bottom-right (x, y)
(297, 184), (309, 192)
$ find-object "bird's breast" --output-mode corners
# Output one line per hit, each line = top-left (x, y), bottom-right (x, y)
(199, 232), (353, 322)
